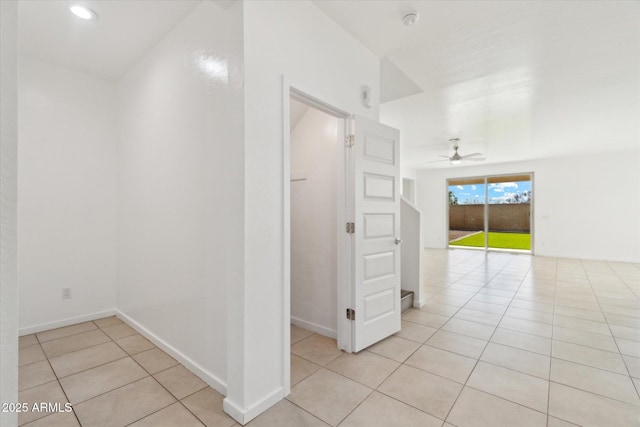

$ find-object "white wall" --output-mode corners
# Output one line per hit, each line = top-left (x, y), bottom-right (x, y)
(227, 0), (380, 422)
(381, 107), (418, 202)
(117, 0), (243, 394)
(416, 149), (640, 263)
(290, 107), (340, 338)
(380, 100), (420, 184)
(1, 1), (19, 423)
(401, 197), (423, 306)
(18, 56), (118, 332)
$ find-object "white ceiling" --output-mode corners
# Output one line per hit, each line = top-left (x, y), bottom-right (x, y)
(17, 1), (640, 170)
(314, 1), (640, 170)
(18, 0), (201, 81)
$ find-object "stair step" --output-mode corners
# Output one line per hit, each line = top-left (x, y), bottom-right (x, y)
(401, 290), (414, 313)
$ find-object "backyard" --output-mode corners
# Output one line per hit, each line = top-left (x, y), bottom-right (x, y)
(449, 231), (531, 250)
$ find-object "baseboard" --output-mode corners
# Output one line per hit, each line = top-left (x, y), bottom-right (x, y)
(116, 310), (227, 396)
(413, 298), (426, 308)
(290, 316), (336, 339)
(534, 250), (640, 264)
(222, 398), (245, 425)
(223, 387), (283, 425)
(19, 309), (117, 336)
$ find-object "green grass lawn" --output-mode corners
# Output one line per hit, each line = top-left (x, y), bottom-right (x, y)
(450, 232), (531, 250)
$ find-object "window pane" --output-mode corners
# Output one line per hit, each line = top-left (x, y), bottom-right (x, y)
(448, 182), (486, 249)
(487, 176), (531, 250)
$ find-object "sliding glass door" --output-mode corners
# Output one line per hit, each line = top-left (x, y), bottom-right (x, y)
(487, 175), (532, 250)
(448, 178), (485, 249)
(448, 173), (533, 253)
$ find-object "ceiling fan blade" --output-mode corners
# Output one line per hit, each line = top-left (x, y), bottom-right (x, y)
(437, 155), (451, 159)
(426, 159), (450, 163)
(461, 152), (483, 158)
(466, 157), (486, 161)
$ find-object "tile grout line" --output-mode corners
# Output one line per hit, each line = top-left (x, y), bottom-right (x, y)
(31, 321), (101, 427)
(284, 395), (334, 426)
(48, 353), (131, 383)
(106, 325), (210, 426)
(290, 336), (381, 426)
(118, 341), (221, 427)
(546, 257), (559, 427)
(33, 323), (100, 344)
(333, 387), (376, 426)
(34, 321), (159, 385)
(290, 335), (374, 426)
(551, 261), (640, 411)
(432, 253), (529, 422)
(366, 309), (634, 357)
(433, 254), (640, 420)
(292, 251), (503, 425)
(601, 260), (638, 300)
(444, 254), (537, 422)
(581, 259), (640, 401)
(39, 333), (126, 362)
(46, 319), (185, 426)
(416, 252), (510, 423)
(61, 325), (149, 412)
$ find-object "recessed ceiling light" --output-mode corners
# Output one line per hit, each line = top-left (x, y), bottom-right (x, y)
(69, 4), (98, 21)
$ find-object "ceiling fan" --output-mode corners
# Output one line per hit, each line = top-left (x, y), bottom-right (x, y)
(428, 138), (486, 165)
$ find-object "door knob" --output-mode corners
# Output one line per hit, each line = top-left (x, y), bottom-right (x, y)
(395, 237), (402, 245)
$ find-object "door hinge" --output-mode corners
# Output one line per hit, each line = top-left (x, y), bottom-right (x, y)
(345, 134), (355, 147)
(345, 222), (355, 233)
(346, 308), (355, 320)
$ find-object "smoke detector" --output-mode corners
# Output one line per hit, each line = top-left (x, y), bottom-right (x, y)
(402, 13), (419, 26)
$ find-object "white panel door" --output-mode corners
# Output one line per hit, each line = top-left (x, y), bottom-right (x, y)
(352, 116), (401, 352)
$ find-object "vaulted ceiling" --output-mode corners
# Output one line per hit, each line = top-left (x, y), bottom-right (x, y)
(315, 1), (640, 170)
(17, 1), (640, 171)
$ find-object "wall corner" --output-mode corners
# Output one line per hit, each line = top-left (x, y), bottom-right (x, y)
(0, 1), (19, 425)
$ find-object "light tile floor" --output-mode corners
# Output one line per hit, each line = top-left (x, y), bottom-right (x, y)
(18, 249), (640, 426)
(288, 249), (640, 427)
(18, 315), (237, 427)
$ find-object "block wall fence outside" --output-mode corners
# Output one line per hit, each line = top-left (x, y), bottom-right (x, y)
(449, 204), (531, 232)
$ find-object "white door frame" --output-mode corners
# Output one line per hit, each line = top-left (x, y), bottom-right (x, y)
(282, 79), (352, 397)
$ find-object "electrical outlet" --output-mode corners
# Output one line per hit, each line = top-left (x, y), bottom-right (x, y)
(62, 288), (72, 300)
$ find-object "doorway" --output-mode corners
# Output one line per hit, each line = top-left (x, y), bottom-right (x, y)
(283, 89), (350, 395)
(447, 173), (533, 253)
(283, 87), (403, 396)
(289, 97), (343, 339)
